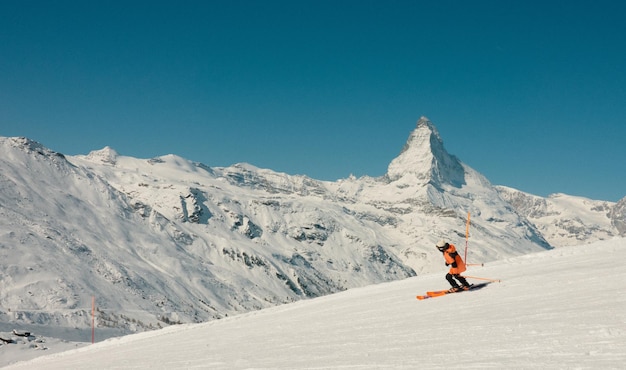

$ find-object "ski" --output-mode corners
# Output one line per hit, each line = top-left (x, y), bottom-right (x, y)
(416, 282), (490, 300)
(416, 289), (455, 300)
(427, 290), (450, 296)
(416, 293), (442, 300)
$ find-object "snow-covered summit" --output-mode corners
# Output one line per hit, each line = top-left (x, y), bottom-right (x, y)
(83, 146), (119, 165)
(386, 116), (464, 187)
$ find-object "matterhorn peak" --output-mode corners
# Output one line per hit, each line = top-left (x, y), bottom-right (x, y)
(386, 118), (465, 187)
(407, 116), (445, 154)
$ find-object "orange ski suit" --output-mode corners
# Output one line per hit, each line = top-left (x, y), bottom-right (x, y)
(443, 244), (466, 275)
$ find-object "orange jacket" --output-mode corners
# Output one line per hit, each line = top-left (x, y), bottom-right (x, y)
(443, 244), (466, 275)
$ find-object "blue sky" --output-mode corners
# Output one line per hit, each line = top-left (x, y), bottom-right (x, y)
(1, 1), (625, 201)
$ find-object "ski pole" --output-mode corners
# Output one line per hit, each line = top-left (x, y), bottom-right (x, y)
(461, 275), (501, 283)
(466, 263), (484, 267)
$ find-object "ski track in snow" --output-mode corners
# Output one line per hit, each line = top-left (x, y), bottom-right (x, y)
(3, 239), (626, 369)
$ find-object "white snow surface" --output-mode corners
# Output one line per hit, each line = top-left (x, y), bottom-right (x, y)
(4, 238), (625, 369)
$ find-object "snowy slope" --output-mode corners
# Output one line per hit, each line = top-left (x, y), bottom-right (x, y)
(4, 238), (625, 369)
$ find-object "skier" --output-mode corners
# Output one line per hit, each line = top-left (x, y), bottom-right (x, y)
(436, 239), (470, 292)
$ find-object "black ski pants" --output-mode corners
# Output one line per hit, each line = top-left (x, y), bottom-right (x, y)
(446, 273), (469, 288)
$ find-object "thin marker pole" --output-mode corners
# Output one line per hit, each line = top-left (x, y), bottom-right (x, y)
(464, 212), (470, 263)
(91, 296), (95, 344)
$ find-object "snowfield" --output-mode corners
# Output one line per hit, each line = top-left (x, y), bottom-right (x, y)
(4, 238), (625, 369)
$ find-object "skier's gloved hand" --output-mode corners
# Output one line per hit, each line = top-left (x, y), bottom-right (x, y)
(451, 262), (458, 268)
(445, 262), (449, 266)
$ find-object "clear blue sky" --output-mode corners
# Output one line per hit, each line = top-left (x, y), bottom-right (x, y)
(1, 1), (625, 201)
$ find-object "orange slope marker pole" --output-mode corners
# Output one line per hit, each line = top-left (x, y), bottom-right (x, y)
(464, 212), (470, 263)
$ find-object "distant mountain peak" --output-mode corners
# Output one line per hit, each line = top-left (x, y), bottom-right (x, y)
(386, 118), (464, 187)
(84, 146), (119, 165)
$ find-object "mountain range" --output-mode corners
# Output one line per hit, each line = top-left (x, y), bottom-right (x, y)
(1, 117), (623, 337)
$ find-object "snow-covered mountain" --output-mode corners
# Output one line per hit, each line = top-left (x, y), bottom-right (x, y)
(496, 186), (623, 246)
(0, 117), (621, 340)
